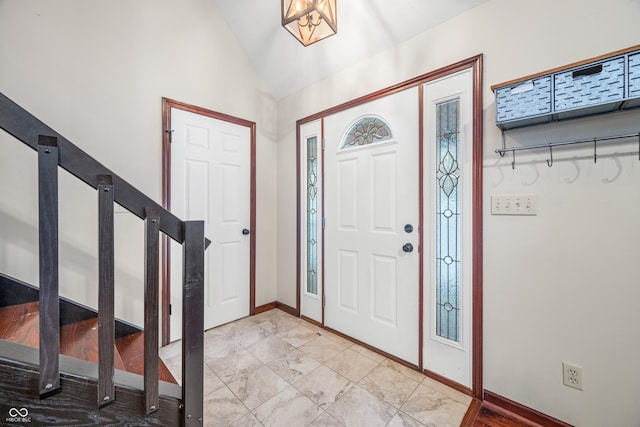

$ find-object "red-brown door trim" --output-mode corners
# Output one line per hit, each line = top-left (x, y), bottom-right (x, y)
(472, 54), (484, 400)
(294, 54), (483, 398)
(161, 98), (257, 345)
(417, 83), (425, 372)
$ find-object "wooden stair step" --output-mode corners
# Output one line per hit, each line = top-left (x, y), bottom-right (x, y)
(0, 301), (40, 347)
(60, 317), (127, 371)
(0, 302), (174, 383)
(115, 332), (178, 384)
(0, 303), (127, 370)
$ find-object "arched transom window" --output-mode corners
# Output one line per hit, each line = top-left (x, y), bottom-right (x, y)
(340, 116), (393, 149)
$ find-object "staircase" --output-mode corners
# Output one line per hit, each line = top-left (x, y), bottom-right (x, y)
(0, 275), (182, 424)
(0, 275), (177, 384)
(0, 92), (207, 425)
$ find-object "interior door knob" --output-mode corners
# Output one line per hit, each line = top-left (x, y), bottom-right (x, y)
(242, 228), (250, 235)
(402, 243), (413, 253)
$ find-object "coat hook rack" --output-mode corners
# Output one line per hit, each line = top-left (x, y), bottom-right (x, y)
(496, 131), (640, 168)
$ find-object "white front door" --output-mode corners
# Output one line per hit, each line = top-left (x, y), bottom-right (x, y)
(324, 88), (420, 364)
(170, 108), (251, 340)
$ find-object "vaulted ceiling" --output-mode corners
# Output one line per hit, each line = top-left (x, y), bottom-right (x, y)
(212, 0), (488, 100)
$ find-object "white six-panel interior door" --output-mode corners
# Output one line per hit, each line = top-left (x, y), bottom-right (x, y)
(170, 108), (251, 340)
(301, 68), (474, 387)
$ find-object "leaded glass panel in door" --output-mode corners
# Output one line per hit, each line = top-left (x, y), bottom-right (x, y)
(307, 136), (318, 295)
(435, 98), (461, 343)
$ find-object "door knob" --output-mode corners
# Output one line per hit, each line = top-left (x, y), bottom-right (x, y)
(402, 243), (413, 253)
(404, 224), (413, 233)
(242, 228), (250, 235)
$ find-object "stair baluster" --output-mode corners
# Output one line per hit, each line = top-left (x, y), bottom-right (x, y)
(38, 135), (61, 397)
(182, 221), (205, 426)
(97, 174), (116, 407)
(143, 207), (160, 414)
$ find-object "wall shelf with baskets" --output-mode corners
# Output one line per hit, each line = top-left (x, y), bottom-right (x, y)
(491, 45), (640, 162)
(492, 45), (640, 130)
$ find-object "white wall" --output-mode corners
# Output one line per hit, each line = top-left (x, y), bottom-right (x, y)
(0, 0), (278, 326)
(276, 0), (640, 425)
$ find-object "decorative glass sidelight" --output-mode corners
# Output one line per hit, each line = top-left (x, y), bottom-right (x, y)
(435, 98), (461, 343)
(307, 136), (318, 295)
(340, 117), (392, 149)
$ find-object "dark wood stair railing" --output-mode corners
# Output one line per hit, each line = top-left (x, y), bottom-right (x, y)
(0, 92), (206, 426)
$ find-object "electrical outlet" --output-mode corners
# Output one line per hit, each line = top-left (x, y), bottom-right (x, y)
(491, 194), (537, 216)
(563, 362), (583, 390)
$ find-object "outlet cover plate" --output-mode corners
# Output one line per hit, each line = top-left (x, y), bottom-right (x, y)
(563, 362), (583, 390)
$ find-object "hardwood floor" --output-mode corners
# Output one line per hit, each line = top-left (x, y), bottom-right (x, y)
(472, 404), (538, 427)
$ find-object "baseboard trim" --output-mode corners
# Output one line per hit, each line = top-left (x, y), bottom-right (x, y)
(253, 301), (298, 317)
(254, 302), (277, 314)
(460, 398), (482, 427)
(324, 326), (420, 371)
(423, 368), (473, 397)
(300, 315), (323, 329)
(483, 390), (574, 427)
(275, 301), (298, 316)
(259, 303), (422, 373)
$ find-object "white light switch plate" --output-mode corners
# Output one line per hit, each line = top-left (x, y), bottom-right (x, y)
(491, 194), (538, 215)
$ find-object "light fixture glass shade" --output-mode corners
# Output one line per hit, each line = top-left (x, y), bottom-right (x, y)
(282, 0), (337, 46)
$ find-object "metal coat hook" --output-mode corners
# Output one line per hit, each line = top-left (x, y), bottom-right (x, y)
(495, 131), (639, 164)
(500, 130), (507, 157)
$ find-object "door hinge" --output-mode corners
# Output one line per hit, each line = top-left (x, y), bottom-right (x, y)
(322, 138), (325, 151)
(169, 303), (172, 315)
(166, 129), (174, 142)
(322, 294), (325, 307)
(322, 216), (325, 229)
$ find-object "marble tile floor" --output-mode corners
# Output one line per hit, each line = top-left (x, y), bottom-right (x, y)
(159, 309), (472, 427)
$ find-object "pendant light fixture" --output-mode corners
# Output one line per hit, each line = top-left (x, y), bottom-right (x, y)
(282, 0), (337, 46)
